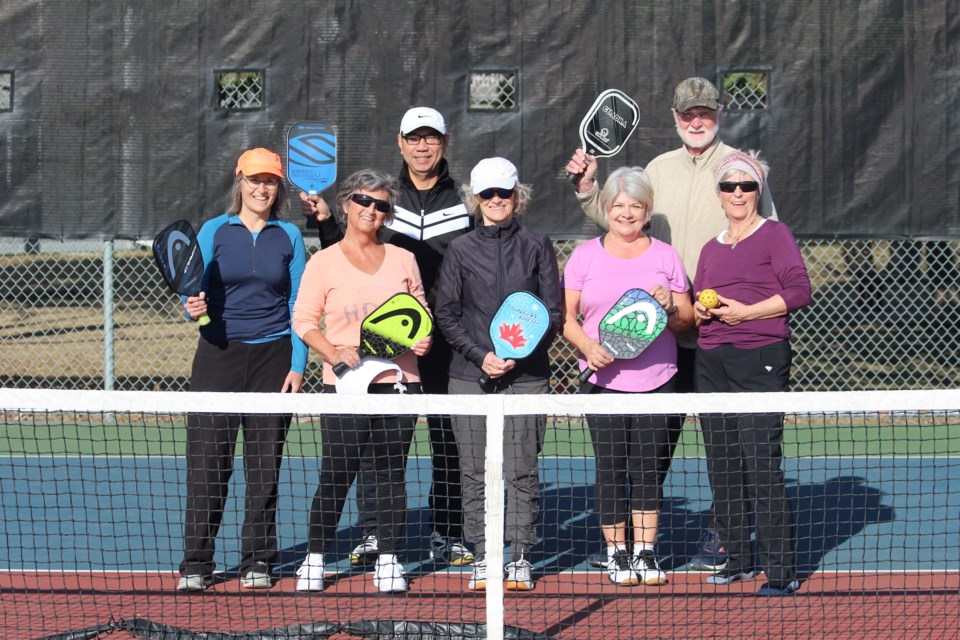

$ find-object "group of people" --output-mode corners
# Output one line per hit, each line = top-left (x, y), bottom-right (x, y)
(175, 76), (811, 598)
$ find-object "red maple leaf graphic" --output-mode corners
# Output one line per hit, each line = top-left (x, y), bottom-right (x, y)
(499, 323), (527, 349)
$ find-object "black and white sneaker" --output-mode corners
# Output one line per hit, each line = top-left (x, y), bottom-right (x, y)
(633, 550), (668, 586)
(607, 550), (638, 586)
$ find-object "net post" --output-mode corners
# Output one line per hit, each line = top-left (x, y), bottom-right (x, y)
(484, 394), (505, 640)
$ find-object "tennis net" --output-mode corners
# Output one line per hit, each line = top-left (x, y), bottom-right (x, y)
(1, 388), (958, 640)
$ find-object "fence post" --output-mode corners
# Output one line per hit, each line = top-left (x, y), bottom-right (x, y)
(103, 240), (115, 391)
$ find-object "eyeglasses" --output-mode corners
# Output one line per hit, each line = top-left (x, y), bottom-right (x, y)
(350, 193), (392, 213)
(477, 187), (515, 200)
(677, 109), (717, 123)
(243, 176), (280, 189)
(402, 133), (444, 145)
(718, 181), (759, 193)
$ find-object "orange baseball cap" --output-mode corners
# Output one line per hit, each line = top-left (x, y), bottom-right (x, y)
(235, 147), (284, 178)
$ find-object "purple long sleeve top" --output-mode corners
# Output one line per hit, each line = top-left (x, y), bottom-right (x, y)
(694, 219), (811, 350)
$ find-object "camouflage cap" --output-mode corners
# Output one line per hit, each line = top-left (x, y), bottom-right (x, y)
(673, 77), (720, 112)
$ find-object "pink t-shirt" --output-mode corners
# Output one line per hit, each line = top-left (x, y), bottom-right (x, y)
(562, 236), (688, 392)
(292, 243), (428, 385)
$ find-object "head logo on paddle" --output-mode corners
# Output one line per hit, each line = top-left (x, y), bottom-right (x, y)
(286, 121), (337, 195)
(578, 288), (668, 384)
(480, 291), (551, 386)
(332, 293), (433, 378)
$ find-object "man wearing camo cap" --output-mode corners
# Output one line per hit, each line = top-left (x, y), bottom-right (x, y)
(564, 77), (777, 572)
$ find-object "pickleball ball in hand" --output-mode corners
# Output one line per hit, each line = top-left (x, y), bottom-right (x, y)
(699, 289), (720, 310)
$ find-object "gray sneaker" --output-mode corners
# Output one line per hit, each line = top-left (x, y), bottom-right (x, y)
(504, 557), (534, 591)
(240, 564), (272, 589)
(429, 532), (475, 566)
(176, 574), (212, 591)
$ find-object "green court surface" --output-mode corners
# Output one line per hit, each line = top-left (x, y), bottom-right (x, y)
(2, 412), (958, 458)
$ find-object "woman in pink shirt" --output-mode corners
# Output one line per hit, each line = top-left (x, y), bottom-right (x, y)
(291, 169), (432, 594)
(562, 166), (693, 587)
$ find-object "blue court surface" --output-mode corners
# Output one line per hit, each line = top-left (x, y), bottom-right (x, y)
(1, 455), (957, 577)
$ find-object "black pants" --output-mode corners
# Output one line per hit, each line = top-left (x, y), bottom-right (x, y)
(306, 383), (420, 555)
(583, 376), (677, 524)
(355, 336), (463, 540)
(696, 341), (796, 584)
(180, 338), (292, 577)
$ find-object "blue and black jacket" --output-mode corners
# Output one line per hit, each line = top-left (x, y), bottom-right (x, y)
(185, 212), (308, 374)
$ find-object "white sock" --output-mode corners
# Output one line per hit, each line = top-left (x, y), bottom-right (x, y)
(634, 543), (654, 556)
(607, 545), (627, 560)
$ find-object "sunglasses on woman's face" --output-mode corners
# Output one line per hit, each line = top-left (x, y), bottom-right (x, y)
(349, 193), (392, 213)
(477, 187), (515, 200)
(718, 181), (759, 193)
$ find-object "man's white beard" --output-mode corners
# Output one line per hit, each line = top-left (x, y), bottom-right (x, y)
(676, 124), (719, 151)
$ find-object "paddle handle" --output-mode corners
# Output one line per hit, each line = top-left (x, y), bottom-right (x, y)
(577, 367), (594, 385)
(332, 362), (349, 377)
(478, 372), (491, 387)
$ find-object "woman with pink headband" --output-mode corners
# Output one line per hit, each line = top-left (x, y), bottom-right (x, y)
(692, 151), (812, 596)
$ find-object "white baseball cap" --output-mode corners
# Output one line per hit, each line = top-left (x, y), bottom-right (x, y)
(399, 107), (447, 135)
(470, 157), (518, 193)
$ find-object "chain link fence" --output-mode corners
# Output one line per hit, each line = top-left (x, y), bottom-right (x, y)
(2, 237), (959, 393)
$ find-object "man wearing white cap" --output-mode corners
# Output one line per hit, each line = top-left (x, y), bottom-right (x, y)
(302, 107), (474, 569)
(565, 77), (778, 571)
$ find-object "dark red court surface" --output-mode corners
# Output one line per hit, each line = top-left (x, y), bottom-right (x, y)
(1, 571), (957, 639)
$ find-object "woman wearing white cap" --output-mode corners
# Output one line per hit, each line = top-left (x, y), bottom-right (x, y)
(435, 157), (562, 592)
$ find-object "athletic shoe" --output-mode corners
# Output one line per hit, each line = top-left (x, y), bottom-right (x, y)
(706, 566), (757, 585)
(468, 556), (487, 591)
(176, 574), (212, 591)
(607, 550), (639, 586)
(633, 550), (668, 586)
(373, 554), (408, 593)
(689, 528), (727, 570)
(587, 548), (609, 569)
(504, 557), (534, 591)
(296, 553), (325, 592)
(240, 563), (272, 589)
(429, 532), (475, 566)
(757, 580), (800, 596)
(349, 534), (379, 566)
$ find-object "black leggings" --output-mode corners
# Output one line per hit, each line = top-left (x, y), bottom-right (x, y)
(583, 376), (678, 526)
(306, 383), (419, 555)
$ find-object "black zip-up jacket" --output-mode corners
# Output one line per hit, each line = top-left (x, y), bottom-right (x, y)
(316, 159), (472, 309)
(435, 218), (562, 384)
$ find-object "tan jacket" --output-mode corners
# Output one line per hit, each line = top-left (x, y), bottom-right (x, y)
(576, 140), (778, 284)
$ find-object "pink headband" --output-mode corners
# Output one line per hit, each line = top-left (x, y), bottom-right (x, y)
(715, 152), (767, 196)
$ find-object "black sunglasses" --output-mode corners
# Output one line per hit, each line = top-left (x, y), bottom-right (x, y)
(349, 193), (392, 213)
(477, 187), (515, 200)
(718, 181), (759, 193)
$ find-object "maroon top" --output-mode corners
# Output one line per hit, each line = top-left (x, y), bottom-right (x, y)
(694, 219), (811, 349)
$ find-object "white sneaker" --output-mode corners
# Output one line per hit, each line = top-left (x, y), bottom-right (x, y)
(176, 574), (212, 591)
(374, 554), (408, 593)
(349, 534), (379, 565)
(296, 553), (325, 592)
(634, 550), (668, 586)
(240, 562), (272, 589)
(468, 556), (487, 591)
(607, 550), (639, 586)
(504, 557), (534, 591)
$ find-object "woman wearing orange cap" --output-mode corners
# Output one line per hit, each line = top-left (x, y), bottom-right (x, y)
(176, 148), (308, 592)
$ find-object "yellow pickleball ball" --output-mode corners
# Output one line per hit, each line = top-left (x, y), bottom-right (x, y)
(699, 289), (720, 309)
